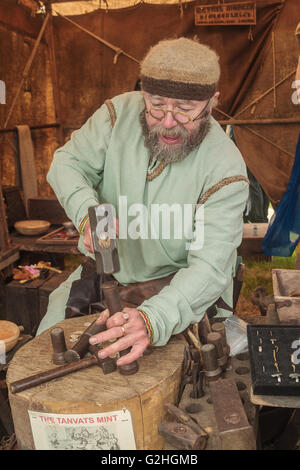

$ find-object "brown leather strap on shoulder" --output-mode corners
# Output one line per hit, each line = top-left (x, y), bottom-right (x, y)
(198, 175), (249, 205)
(104, 99), (117, 128)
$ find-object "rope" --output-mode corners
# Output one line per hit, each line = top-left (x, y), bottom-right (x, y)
(3, 13), (51, 129)
(234, 68), (296, 119)
(215, 107), (294, 158)
(53, 9), (140, 65)
(0, 12), (50, 176)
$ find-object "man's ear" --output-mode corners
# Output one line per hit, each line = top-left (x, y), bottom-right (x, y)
(211, 91), (220, 108)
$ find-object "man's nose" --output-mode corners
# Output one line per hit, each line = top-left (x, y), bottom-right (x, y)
(161, 110), (178, 128)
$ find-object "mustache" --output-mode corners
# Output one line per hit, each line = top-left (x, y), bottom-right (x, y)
(139, 108), (211, 164)
(148, 123), (189, 141)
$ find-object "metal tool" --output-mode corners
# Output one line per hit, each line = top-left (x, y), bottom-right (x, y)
(188, 347), (204, 399)
(89, 344), (117, 375)
(271, 373), (282, 383)
(10, 325), (120, 393)
(88, 204), (138, 375)
(289, 354), (300, 383)
(211, 321), (230, 356)
(9, 356), (99, 394)
(207, 332), (228, 371)
(88, 203), (120, 275)
(178, 346), (193, 403)
(50, 327), (67, 365)
(201, 343), (222, 382)
(64, 319), (106, 363)
(209, 378), (256, 450)
(271, 341), (282, 383)
(159, 403), (208, 450)
(289, 373), (300, 383)
(101, 280), (139, 375)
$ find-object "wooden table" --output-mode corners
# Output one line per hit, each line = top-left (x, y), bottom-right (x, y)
(10, 227), (80, 256)
(10, 223), (270, 259)
(238, 223), (270, 259)
(0, 246), (20, 271)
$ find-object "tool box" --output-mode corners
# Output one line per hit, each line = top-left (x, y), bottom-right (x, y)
(5, 271), (71, 336)
(247, 325), (300, 396)
(272, 269), (300, 324)
(2, 186), (26, 229)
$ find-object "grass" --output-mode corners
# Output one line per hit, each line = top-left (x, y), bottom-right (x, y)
(236, 253), (297, 319)
(242, 254), (296, 297)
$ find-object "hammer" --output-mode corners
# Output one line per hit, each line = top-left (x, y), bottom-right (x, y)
(88, 204), (139, 375)
(9, 354), (106, 394)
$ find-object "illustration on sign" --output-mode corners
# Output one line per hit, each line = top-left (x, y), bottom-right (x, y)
(195, 1), (256, 26)
(28, 409), (136, 450)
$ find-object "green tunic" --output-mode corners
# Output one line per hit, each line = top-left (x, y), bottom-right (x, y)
(42, 91), (248, 346)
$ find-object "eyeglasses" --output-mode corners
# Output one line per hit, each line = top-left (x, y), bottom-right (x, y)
(146, 99), (211, 125)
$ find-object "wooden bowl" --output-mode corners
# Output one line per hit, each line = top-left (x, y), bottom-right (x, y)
(0, 321), (24, 352)
(14, 220), (50, 236)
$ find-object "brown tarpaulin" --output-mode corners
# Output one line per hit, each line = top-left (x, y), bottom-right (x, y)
(0, 0), (299, 203)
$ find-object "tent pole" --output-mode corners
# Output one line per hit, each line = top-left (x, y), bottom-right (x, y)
(234, 68), (296, 119)
(218, 117), (300, 125)
(45, 6), (64, 146)
(53, 9), (140, 65)
(3, 12), (51, 130)
(0, 13), (50, 265)
(215, 107), (294, 158)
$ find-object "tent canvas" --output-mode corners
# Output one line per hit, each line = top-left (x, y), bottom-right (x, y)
(0, 0), (299, 206)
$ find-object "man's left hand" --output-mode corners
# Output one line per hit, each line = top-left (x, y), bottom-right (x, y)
(89, 307), (150, 366)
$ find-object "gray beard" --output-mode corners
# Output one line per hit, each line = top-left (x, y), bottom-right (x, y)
(139, 109), (211, 164)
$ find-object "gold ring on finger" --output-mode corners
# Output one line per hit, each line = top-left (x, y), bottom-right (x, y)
(120, 326), (126, 337)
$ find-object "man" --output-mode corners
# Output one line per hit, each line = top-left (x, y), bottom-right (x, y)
(37, 37), (249, 369)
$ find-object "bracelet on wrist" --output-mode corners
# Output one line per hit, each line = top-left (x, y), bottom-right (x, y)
(137, 309), (154, 345)
(79, 214), (89, 234)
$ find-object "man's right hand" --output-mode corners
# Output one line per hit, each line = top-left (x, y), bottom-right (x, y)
(83, 217), (119, 253)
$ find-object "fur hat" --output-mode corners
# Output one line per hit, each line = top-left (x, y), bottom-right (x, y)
(140, 37), (220, 101)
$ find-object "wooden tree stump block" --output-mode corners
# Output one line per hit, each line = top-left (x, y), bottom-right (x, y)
(6, 314), (185, 450)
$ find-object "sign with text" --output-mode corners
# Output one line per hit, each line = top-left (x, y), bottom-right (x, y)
(28, 409), (136, 450)
(195, 1), (256, 26)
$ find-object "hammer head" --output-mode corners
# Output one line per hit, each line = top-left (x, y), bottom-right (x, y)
(88, 204), (120, 275)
